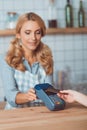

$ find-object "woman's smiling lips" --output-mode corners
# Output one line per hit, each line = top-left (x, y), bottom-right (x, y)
(28, 41), (36, 44)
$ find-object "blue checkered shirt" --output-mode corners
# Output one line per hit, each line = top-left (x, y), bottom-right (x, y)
(0, 54), (53, 109)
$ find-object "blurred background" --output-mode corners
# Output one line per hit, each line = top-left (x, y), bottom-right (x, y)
(0, 0), (87, 101)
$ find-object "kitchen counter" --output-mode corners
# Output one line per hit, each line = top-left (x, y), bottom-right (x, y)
(0, 102), (87, 130)
(0, 101), (6, 110)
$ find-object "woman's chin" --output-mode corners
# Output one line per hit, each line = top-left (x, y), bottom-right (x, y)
(28, 47), (37, 51)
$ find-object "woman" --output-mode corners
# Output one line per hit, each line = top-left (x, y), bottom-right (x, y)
(0, 12), (54, 110)
(58, 90), (87, 107)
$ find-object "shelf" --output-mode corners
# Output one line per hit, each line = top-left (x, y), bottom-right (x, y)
(46, 27), (87, 34)
(0, 27), (87, 36)
(0, 29), (15, 36)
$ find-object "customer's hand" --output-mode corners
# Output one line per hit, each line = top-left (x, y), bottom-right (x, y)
(57, 90), (76, 103)
(58, 89), (87, 107)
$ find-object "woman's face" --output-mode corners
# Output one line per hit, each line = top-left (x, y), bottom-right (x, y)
(18, 20), (42, 51)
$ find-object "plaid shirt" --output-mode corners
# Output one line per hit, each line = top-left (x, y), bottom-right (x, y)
(0, 54), (53, 110)
(14, 65), (46, 92)
(5, 65), (46, 110)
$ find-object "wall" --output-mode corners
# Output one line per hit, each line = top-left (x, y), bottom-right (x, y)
(0, 0), (87, 101)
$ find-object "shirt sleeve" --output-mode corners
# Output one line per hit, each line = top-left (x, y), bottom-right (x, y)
(44, 73), (54, 86)
(0, 54), (19, 107)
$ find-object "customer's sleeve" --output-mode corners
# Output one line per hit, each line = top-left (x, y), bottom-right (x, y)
(0, 55), (19, 107)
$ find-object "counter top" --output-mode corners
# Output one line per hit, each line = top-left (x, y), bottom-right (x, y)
(0, 102), (87, 130)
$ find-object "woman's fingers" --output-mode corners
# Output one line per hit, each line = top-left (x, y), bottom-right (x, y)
(26, 89), (37, 101)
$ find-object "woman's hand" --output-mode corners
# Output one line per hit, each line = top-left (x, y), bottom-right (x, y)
(16, 88), (37, 104)
(25, 88), (37, 101)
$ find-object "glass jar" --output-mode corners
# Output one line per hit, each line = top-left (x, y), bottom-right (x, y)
(6, 12), (18, 29)
(48, 0), (58, 28)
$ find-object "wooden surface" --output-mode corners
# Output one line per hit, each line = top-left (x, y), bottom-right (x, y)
(0, 27), (87, 36)
(0, 102), (87, 130)
(0, 102), (6, 110)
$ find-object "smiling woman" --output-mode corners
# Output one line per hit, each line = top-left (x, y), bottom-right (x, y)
(17, 20), (42, 55)
(0, 12), (54, 110)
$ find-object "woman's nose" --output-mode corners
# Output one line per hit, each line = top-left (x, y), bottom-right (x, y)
(31, 33), (36, 40)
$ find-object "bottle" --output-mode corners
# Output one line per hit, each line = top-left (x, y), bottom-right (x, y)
(48, 0), (57, 28)
(65, 0), (73, 27)
(78, 0), (85, 27)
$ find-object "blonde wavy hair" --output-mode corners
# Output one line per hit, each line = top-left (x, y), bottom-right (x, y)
(5, 12), (53, 75)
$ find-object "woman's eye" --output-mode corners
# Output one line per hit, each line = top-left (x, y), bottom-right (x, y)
(24, 30), (41, 35)
(25, 31), (30, 35)
(36, 31), (41, 34)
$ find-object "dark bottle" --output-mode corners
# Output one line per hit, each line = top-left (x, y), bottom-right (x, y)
(48, 0), (57, 28)
(78, 0), (85, 27)
(65, 0), (73, 27)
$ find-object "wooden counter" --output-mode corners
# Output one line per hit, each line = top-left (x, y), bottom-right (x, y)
(0, 102), (87, 130)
